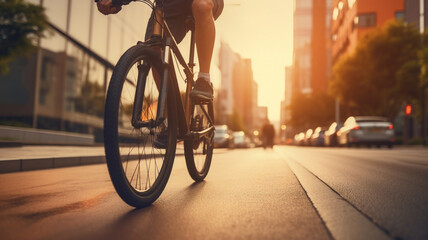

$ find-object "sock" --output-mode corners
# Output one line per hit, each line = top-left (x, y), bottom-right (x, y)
(198, 72), (211, 82)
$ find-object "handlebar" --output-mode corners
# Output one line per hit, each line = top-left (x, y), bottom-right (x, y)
(112, 0), (133, 7)
(112, 0), (163, 7)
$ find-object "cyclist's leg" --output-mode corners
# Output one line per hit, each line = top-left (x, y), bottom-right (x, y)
(192, 0), (215, 74)
(144, 1), (190, 88)
(189, 0), (223, 100)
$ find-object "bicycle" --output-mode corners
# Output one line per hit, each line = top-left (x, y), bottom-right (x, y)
(103, 0), (215, 208)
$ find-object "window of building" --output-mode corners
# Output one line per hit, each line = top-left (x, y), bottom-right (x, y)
(41, 30), (66, 53)
(25, 0), (40, 4)
(395, 11), (404, 20)
(69, 0), (91, 45)
(354, 13), (376, 28)
(108, 19), (123, 63)
(91, 7), (108, 56)
(39, 33), (67, 116)
(44, 0), (68, 30)
(39, 54), (57, 109)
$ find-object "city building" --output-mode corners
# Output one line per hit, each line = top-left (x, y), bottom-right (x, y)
(293, 0), (313, 94)
(232, 58), (255, 131)
(311, 0), (332, 93)
(0, 0), (152, 140)
(217, 42), (237, 125)
(292, 0), (332, 96)
(280, 66), (293, 126)
(287, 0), (331, 132)
(331, 0), (404, 64)
(404, 0), (428, 31)
(218, 42), (265, 132)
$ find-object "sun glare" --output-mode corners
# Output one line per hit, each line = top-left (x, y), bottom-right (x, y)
(213, 0), (294, 121)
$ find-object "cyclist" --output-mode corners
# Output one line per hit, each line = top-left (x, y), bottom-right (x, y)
(96, 0), (223, 100)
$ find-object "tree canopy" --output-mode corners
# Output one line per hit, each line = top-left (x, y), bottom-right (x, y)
(287, 91), (335, 132)
(329, 20), (421, 119)
(0, 0), (47, 74)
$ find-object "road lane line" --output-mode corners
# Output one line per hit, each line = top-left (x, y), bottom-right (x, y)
(286, 158), (392, 240)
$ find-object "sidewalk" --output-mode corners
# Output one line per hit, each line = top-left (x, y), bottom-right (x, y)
(0, 144), (187, 174)
(0, 145), (107, 173)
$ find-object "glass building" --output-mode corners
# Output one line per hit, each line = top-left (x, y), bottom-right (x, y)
(0, 0), (152, 140)
(293, 0), (313, 94)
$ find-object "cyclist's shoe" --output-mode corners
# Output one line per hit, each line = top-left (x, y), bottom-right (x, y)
(190, 78), (214, 101)
(153, 128), (168, 149)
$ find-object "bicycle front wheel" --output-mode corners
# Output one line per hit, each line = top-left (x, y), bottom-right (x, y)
(184, 102), (214, 181)
(104, 45), (177, 208)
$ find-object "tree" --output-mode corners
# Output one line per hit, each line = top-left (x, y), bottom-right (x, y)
(228, 108), (245, 132)
(288, 92), (335, 131)
(0, 0), (47, 74)
(330, 20), (421, 119)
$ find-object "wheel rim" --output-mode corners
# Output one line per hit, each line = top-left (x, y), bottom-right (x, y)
(117, 58), (170, 193)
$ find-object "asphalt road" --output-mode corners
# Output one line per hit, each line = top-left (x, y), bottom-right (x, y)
(0, 146), (427, 240)
(277, 146), (428, 240)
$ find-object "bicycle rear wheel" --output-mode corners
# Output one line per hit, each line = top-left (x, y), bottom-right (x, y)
(104, 45), (177, 208)
(184, 102), (214, 181)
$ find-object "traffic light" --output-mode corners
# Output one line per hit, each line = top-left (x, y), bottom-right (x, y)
(405, 104), (412, 116)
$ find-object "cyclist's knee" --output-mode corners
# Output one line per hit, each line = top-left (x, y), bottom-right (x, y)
(192, 0), (214, 20)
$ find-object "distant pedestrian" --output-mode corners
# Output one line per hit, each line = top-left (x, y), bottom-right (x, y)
(261, 119), (275, 149)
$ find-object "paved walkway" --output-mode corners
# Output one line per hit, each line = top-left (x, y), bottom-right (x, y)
(0, 145), (107, 173)
(0, 145), (187, 174)
(0, 145), (106, 161)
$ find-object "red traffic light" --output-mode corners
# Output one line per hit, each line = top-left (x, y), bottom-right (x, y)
(405, 105), (412, 116)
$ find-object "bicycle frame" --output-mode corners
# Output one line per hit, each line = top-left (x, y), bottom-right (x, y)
(132, 5), (214, 142)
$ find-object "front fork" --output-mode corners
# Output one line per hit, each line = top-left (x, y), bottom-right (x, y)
(156, 38), (172, 123)
(130, 38), (172, 129)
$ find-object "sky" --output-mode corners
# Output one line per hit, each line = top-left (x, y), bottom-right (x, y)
(212, 0), (294, 122)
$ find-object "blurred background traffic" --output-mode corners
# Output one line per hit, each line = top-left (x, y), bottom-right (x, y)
(0, 0), (427, 148)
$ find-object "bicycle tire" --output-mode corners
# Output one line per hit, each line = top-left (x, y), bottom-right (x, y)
(104, 45), (177, 208)
(184, 101), (214, 182)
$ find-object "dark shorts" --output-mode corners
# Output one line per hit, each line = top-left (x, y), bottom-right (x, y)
(145, 0), (223, 43)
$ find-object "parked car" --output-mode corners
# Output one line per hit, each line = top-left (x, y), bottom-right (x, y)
(303, 129), (314, 146)
(294, 132), (305, 146)
(310, 127), (327, 146)
(324, 122), (343, 147)
(214, 125), (233, 148)
(337, 116), (395, 148)
(232, 131), (252, 148)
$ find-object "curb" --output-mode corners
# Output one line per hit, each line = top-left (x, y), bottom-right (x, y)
(0, 156), (107, 174)
(0, 153), (186, 174)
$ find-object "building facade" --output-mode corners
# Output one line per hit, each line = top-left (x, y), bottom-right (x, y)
(280, 66), (293, 127)
(405, 0), (428, 30)
(331, 0), (404, 64)
(0, 0), (151, 138)
(293, 0), (313, 94)
(311, 0), (331, 93)
(218, 42), (265, 133)
(292, 0), (332, 96)
(217, 42), (237, 124)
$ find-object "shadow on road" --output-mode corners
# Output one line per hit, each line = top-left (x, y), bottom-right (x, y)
(93, 181), (208, 239)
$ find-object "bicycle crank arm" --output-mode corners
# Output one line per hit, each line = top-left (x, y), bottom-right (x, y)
(185, 126), (215, 141)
